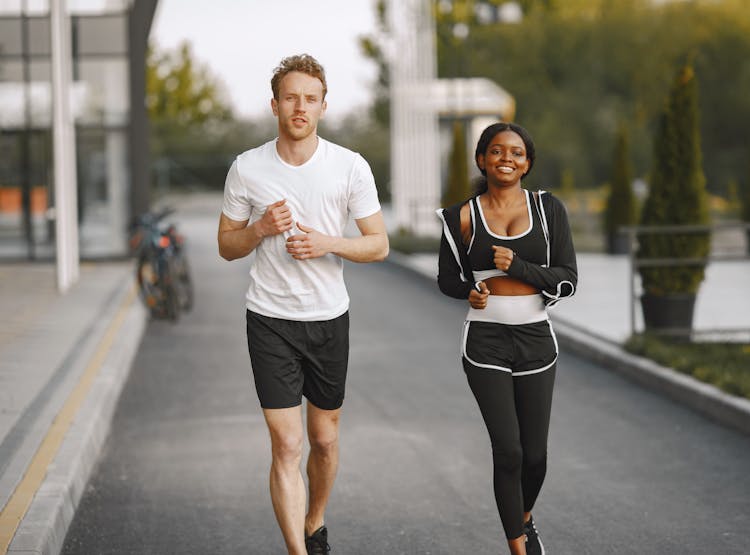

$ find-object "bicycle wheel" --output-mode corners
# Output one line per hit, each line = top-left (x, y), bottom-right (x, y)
(136, 254), (163, 318)
(174, 252), (194, 312)
(161, 257), (180, 322)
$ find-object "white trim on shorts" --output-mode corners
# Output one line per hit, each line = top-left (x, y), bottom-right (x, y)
(461, 295), (558, 375)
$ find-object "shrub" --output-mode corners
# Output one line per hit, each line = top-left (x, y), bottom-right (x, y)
(603, 124), (638, 252)
(638, 64), (710, 295)
(442, 120), (471, 207)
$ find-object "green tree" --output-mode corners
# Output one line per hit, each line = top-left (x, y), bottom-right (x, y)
(638, 64), (710, 295)
(146, 41), (232, 126)
(742, 157), (750, 222)
(442, 120), (471, 207)
(358, 0), (390, 127)
(146, 41), (236, 191)
(741, 156), (750, 254)
(603, 124), (637, 253)
(433, 0), (750, 193)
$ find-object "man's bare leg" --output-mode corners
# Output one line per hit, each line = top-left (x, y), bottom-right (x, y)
(264, 406), (307, 555)
(305, 403), (341, 535)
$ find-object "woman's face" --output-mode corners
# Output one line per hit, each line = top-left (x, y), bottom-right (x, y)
(477, 130), (530, 186)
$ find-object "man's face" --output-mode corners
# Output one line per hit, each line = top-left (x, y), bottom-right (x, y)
(271, 71), (327, 142)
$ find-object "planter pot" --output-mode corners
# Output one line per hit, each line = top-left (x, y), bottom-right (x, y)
(640, 292), (696, 333)
(607, 231), (631, 255)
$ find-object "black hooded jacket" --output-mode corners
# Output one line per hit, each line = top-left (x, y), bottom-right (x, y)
(436, 190), (578, 307)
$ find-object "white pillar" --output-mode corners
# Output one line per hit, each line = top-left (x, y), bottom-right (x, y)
(51, 0), (80, 292)
(389, 0), (441, 236)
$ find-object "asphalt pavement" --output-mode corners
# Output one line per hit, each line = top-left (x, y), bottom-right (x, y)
(1, 192), (749, 554)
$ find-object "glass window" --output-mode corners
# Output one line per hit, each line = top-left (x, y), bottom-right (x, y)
(0, 82), (25, 128)
(69, 0), (128, 15)
(76, 14), (127, 55)
(0, 59), (24, 81)
(29, 60), (50, 126)
(76, 57), (129, 125)
(24, 0), (48, 15)
(28, 16), (50, 55)
(0, 0), (22, 15)
(0, 18), (22, 55)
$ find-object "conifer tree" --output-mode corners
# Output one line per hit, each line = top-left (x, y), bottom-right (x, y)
(741, 156), (750, 253)
(638, 64), (710, 295)
(442, 120), (471, 207)
(603, 124), (637, 253)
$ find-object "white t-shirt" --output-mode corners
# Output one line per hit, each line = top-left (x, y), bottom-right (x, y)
(222, 137), (381, 321)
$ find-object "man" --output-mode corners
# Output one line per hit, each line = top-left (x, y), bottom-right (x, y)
(218, 54), (388, 555)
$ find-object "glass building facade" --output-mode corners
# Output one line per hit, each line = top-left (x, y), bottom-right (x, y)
(0, 0), (157, 259)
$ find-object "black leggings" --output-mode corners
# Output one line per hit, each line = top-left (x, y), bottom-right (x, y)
(463, 359), (556, 540)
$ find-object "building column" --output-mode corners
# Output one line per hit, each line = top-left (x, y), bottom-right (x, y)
(51, 0), (79, 292)
(389, 0), (442, 236)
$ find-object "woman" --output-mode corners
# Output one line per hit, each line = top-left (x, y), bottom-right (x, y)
(436, 122), (577, 555)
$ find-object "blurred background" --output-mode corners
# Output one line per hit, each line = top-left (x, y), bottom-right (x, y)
(2, 0), (749, 260)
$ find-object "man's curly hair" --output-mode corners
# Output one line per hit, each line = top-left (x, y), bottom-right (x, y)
(271, 54), (327, 100)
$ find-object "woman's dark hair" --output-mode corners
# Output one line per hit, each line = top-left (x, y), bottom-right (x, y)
(473, 122), (535, 195)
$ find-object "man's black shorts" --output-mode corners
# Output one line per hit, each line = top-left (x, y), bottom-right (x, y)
(246, 309), (349, 410)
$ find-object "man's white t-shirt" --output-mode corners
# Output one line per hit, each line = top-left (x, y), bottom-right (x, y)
(222, 137), (381, 321)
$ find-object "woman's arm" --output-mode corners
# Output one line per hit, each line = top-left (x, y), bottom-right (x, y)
(436, 204), (477, 299)
(503, 193), (577, 305)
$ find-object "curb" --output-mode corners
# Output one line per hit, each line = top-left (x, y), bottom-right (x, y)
(550, 320), (750, 436)
(385, 251), (750, 436)
(7, 282), (147, 555)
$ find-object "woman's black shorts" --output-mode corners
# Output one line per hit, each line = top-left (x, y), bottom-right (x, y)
(246, 309), (350, 410)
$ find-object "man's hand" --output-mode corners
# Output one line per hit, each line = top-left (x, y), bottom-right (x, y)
(492, 245), (514, 271)
(258, 199), (293, 237)
(469, 281), (489, 309)
(286, 222), (334, 260)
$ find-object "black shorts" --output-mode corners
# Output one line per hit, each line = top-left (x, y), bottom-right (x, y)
(462, 320), (558, 375)
(246, 309), (350, 410)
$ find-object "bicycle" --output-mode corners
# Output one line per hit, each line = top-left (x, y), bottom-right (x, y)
(130, 207), (194, 321)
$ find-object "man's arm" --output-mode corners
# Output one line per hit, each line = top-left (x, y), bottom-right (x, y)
(218, 199), (293, 261)
(285, 211), (389, 263)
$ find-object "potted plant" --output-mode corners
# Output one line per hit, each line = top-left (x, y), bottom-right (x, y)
(637, 63), (710, 333)
(603, 124), (638, 254)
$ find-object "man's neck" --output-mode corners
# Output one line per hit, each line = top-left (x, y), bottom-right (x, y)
(275, 134), (319, 167)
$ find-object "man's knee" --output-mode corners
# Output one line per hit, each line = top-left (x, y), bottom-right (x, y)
(271, 432), (304, 465)
(308, 409), (340, 456)
(309, 429), (338, 456)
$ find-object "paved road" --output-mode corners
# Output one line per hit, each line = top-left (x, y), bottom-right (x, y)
(61, 200), (750, 554)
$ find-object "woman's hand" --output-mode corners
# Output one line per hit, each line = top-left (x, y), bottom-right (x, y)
(469, 281), (489, 309)
(492, 245), (514, 272)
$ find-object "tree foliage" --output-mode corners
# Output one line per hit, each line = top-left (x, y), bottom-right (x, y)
(638, 64), (709, 295)
(146, 41), (232, 126)
(146, 41), (238, 190)
(358, 0), (390, 127)
(742, 155), (750, 224)
(603, 124), (637, 240)
(430, 0), (750, 195)
(442, 120), (471, 206)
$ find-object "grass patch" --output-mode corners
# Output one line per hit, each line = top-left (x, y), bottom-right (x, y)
(624, 334), (750, 399)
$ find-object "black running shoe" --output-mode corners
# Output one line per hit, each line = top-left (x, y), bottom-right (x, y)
(305, 525), (331, 554)
(523, 516), (545, 555)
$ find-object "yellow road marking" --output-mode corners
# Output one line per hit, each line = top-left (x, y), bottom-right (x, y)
(0, 285), (138, 553)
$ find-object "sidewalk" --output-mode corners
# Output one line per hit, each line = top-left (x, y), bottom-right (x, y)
(0, 261), (147, 554)
(0, 248), (748, 555)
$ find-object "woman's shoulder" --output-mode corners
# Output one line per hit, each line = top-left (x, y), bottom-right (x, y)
(533, 190), (568, 214)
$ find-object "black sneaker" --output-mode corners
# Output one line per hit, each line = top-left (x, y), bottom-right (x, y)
(523, 516), (545, 555)
(305, 525), (331, 554)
